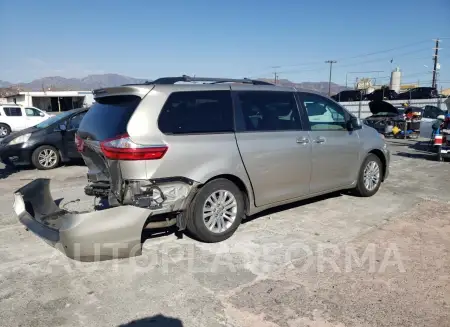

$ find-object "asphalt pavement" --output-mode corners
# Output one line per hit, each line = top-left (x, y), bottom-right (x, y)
(0, 140), (449, 327)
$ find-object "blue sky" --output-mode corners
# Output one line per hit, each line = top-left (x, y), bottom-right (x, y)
(1, 0), (449, 88)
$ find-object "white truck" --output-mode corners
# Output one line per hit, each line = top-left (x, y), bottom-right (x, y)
(0, 105), (54, 137)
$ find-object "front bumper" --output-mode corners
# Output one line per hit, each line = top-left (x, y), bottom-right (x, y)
(0, 143), (32, 165)
(14, 179), (154, 261)
(383, 147), (390, 180)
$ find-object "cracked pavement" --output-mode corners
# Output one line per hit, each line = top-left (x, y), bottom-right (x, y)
(0, 139), (449, 327)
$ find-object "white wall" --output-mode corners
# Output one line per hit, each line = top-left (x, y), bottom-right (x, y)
(339, 98), (447, 118)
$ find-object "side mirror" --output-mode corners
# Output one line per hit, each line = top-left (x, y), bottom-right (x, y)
(39, 112), (45, 117)
(348, 117), (362, 130)
(59, 124), (67, 131)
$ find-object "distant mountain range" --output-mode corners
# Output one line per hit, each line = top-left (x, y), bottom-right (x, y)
(0, 74), (348, 97)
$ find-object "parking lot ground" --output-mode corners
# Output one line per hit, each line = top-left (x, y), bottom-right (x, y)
(0, 139), (449, 327)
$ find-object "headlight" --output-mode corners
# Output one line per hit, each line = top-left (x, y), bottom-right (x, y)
(8, 133), (31, 146)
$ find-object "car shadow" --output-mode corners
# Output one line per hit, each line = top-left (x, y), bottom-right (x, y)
(141, 225), (179, 243)
(62, 158), (86, 167)
(0, 165), (18, 179)
(118, 314), (183, 327)
(142, 192), (346, 243)
(243, 191), (344, 224)
(394, 151), (438, 161)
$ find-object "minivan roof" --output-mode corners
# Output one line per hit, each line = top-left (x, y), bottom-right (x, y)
(92, 75), (331, 100)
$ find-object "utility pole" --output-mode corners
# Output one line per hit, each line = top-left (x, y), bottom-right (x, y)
(432, 38), (440, 88)
(325, 60), (337, 96)
(271, 66), (280, 84)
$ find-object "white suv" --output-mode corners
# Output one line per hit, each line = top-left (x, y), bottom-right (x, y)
(0, 105), (53, 137)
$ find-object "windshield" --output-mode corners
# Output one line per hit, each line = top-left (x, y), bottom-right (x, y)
(35, 110), (77, 129)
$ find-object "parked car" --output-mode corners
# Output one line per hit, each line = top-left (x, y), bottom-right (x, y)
(366, 88), (398, 101)
(13, 76), (389, 261)
(419, 105), (446, 138)
(396, 87), (439, 100)
(0, 107), (88, 169)
(364, 101), (443, 137)
(331, 90), (366, 102)
(0, 105), (54, 137)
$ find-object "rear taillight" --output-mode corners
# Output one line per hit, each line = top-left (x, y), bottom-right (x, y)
(75, 134), (84, 152)
(100, 133), (168, 160)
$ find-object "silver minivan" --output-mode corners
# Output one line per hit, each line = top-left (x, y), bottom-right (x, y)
(14, 76), (390, 261)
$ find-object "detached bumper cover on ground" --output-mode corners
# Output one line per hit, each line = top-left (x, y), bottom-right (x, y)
(13, 178), (153, 261)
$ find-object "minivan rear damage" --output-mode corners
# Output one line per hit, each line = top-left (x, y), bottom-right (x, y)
(14, 177), (199, 261)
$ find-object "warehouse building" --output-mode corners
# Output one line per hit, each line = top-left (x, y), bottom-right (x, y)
(5, 91), (94, 112)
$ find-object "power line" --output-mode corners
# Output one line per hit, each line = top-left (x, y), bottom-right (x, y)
(259, 48), (430, 77)
(250, 39), (430, 74)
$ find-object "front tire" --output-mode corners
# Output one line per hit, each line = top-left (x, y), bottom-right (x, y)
(31, 145), (60, 170)
(187, 178), (244, 243)
(352, 154), (383, 197)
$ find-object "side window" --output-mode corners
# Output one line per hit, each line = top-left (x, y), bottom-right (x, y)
(68, 112), (86, 130)
(25, 108), (42, 117)
(234, 91), (302, 132)
(423, 106), (443, 119)
(158, 91), (233, 134)
(3, 107), (22, 117)
(300, 93), (348, 131)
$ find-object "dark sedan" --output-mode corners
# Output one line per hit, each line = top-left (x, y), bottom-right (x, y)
(0, 108), (88, 170)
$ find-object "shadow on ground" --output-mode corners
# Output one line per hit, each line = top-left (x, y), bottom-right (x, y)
(394, 151), (438, 161)
(0, 165), (20, 179)
(243, 191), (343, 224)
(118, 314), (183, 326)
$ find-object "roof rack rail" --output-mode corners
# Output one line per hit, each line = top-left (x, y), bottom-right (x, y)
(149, 75), (274, 86)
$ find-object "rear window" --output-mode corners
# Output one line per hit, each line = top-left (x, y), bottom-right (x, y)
(77, 95), (140, 140)
(158, 91), (233, 134)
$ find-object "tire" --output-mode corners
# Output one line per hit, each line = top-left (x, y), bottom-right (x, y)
(186, 178), (244, 243)
(31, 145), (60, 170)
(352, 154), (383, 197)
(0, 124), (11, 138)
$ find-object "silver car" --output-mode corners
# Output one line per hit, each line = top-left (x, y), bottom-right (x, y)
(13, 76), (390, 261)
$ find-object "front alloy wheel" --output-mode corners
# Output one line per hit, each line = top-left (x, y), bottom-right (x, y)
(31, 145), (60, 170)
(363, 161), (380, 191)
(353, 154), (383, 197)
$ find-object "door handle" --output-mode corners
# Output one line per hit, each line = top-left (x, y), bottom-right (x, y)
(314, 137), (326, 144)
(296, 137), (310, 144)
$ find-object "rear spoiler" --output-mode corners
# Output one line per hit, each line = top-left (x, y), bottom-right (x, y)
(92, 85), (154, 99)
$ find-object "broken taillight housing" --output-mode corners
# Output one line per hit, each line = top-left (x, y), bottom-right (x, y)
(75, 134), (84, 152)
(100, 133), (168, 160)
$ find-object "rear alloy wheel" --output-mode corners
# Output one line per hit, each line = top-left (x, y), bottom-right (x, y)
(32, 145), (60, 170)
(0, 124), (11, 138)
(187, 178), (244, 243)
(352, 154), (383, 197)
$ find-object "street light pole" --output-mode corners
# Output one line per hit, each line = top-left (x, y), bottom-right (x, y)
(325, 60), (337, 96)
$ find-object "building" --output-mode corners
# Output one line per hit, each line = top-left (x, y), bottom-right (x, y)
(4, 91), (95, 112)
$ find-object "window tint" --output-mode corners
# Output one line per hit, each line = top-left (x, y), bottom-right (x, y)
(423, 105), (444, 119)
(25, 108), (42, 117)
(78, 95), (140, 141)
(234, 91), (301, 132)
(68, 112), (87, 130)
(158, 91), (233, 134)
(300, 93), (348, 131)
(4, 107), (22, 116)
